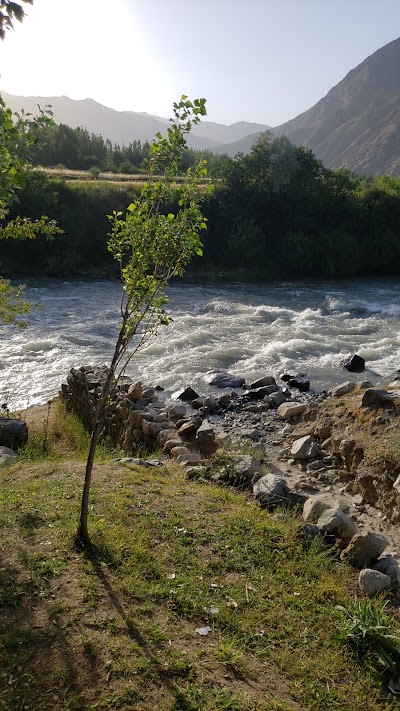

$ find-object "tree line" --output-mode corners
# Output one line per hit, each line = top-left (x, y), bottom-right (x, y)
(3, 130), (400, 279)
(30, 122), (227, 176)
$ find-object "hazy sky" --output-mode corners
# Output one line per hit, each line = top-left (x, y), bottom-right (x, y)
(1, 0), (400, 126)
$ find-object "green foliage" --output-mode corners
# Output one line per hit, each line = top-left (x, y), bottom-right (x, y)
(105, 96), (211, 360)
(0, 276), (33, 327)
(202, 132), (400, 278)
(0, 0), (31, 39)
(335, 598), (400, 671)
(0, 93), (63, 324)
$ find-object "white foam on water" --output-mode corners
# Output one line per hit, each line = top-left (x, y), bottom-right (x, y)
(2, 278), (400, 408)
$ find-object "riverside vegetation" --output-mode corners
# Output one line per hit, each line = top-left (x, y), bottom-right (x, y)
(2, 131), (400, 279)
(2, 391), (400, 711)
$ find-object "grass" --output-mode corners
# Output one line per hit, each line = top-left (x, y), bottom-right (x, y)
(0, 403), (399, 709)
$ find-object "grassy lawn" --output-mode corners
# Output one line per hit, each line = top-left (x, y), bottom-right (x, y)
(0, 404), (398, 710)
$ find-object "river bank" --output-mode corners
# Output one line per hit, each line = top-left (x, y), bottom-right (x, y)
(3, 367), (400, 708)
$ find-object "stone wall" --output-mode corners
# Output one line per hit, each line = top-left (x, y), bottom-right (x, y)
(60, 365), (216, 463)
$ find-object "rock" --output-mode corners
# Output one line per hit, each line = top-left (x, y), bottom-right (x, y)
(253, 473), (291, 509)
(115, 457), (162, 467)
(250, 376), (276, 389)
(127, 381), (143, 401)
(204, 397), (219, 412)
(241, 428), (260, 441)
(163, 438), (184, 453)
(0, 445), (17, 457)
(303, 495), (349, 523)
(290, 435), (318, 461)
(248, 385), (278, 399)
(343, 354), (365, 373)
(195, 420), (215, 442)
(177, 386), (199, 401)
(358, 380), (373, 389)
(168, 404), (187, 418)
(373, 555), (400, 587)
(191, 397), (206, 410)
(359, 569), (392, 597)
(317, 508), (358, 544)
(360, 388), (396, 409)
(170, 446), (193, 460)
(268, 390), (288, 408)
(186, 466), (207, 480)
(280, 373), (294, 382)
(281, 424), (294, 436)
(231, 455), (261, 486)
(204, 370), (245, 389)
(393, 474), (400, 493)
(176, 452), (202, 465)
(0, 418), (28, 449)
(287, 374), (310, 392)
(277, 402), (307, 420)
(298, 524), (322, 545)
(157, 429), (178, 447)
(331, 381), (356, 398)
(307, 460), (325, 472)
(179, 420), (200, 437)
(149, 421), (170, 438)
(0, 445), (17, 467)
(218, 393), (232, 406)
(341, 531), (388, 567)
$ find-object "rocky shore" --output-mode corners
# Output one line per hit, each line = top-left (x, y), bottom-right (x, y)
(3, 359), (400, 601)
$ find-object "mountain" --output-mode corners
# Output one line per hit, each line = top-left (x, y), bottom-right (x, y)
(0, 90), (269, 152)
(274, 37), (400, 176)
(212, 130), (266, 156)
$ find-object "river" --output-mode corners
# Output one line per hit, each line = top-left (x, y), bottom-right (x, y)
(1, 279), (400, 410)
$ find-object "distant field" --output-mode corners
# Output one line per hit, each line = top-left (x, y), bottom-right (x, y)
(37, 166), (212, 185)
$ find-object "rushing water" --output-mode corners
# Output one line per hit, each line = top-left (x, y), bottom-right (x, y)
(1, 279), (400, 409)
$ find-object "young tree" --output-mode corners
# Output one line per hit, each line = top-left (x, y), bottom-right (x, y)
(75, 96), (212, 547)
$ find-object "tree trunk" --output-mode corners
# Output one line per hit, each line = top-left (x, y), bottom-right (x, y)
(75, 417), (103, 546)
(75, 325), (127, 547)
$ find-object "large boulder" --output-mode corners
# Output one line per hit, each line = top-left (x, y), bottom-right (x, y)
(253, 473), (291, 509)
(290, 435), (318, 461)
(303, 495), (349, 524)
(317, 508), (358, 544)
(359, 569), (391, 597)
(343, 354), (365, 373)
(360, 389), (396, 409)
(195, 420), (215, 443)
(340, 531), (388, 568)
(204, 370), (245, 389)
(0, 418), (28, 450)
(177, 386), (199, 401)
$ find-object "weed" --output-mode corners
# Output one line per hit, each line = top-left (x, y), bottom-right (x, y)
(335, 597), (400, 671)
(215, 634), (244, 671)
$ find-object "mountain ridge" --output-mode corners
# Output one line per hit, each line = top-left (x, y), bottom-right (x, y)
(0, 90), (270, 151)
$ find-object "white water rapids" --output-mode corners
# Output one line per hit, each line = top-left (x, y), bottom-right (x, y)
(1, 279), (400, 410)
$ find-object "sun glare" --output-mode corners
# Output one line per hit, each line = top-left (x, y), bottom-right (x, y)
(0, 0), (173, 113)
